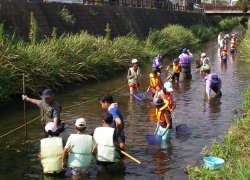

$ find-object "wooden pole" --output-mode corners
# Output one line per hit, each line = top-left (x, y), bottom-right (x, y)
(119, 150), (141, 165)
(23, 73), (27, 138)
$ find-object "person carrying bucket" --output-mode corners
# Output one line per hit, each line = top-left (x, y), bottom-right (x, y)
(127, 59), (141, 95)
(98, 93), (125, 150)
(22, 88), (65, 137)
(62, 118), (94, 178)
(146, 68), (163, 97)
(203, 69), (222, 101)
(40, 122), (64, 174)
(178, 48), (193, 80)
(93, 112), (125, 174)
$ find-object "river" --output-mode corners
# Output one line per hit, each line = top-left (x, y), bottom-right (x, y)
(0, 39), (249, 180)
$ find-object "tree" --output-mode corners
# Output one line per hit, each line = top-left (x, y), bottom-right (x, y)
(237, 0), (250, 13)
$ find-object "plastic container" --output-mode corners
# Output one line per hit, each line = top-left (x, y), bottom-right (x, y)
(204, 156), (225, 170)
(145, 133), (162, 145)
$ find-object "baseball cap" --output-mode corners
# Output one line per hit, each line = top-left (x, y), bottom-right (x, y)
(131, 59), (138, 64)
(159, 53), (165, 57)
(164, 82), (173, 92)
(45, 122), (57, 133)
(42, 89), (53, 98)
(182, 48), (188, 53)
(201, 53), (206, 57)
(75, 118), (86, 127)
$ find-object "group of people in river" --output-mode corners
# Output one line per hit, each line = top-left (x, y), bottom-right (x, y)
(21, 32), (238, 177)
(22, 90), (126, 177)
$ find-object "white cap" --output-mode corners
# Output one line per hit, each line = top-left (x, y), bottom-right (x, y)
(201, 53), (206, 57)
(45, 122), (57, 133)
(75, 118), (86, 127)
(131, 59), (138, 64)
(164, 82), (173, 92)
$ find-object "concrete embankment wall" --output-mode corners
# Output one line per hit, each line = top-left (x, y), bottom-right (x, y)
(0, 1), (210, 38)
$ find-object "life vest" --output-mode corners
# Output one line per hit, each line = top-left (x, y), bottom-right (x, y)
(155, 108), (172, 128)
(221, 50), (228, 62)
(127, 67), (140, 85)
(173, 62), (181, 73)
(230, 43), (236, 49)
(93, 127), (120, 162)
(160, 90), (175, 110)
(40, 99), (61, 125)
(201, 58), (211, 71)
(152, 57), (162, 68)
(149, 73), (162, 88)
(40, 137), (63, 173)
(67, 134), (93, 168)
(179, 53), (191, 67)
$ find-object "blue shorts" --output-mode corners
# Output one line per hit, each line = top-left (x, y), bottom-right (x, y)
(157, 126), (172, 140)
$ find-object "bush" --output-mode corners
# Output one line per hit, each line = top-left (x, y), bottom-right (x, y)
(145, 24), (199, 57)
(190, 25), (215, 42)
(219, 18), (239, 31)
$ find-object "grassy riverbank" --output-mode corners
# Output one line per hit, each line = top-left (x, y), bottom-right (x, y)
(0, 16), (239, 103)
(0, 25), (198, 103)
(188, 19), (250, 179)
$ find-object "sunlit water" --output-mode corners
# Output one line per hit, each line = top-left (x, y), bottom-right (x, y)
(0, 40), (250, 180)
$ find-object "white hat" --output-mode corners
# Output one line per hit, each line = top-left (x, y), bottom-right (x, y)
(164, 82), (173, 92)
(201, 53), (206, 57)
(75, 118), (86, 127)
(45, 122), (57, 133)
(131, 59), (138, 64)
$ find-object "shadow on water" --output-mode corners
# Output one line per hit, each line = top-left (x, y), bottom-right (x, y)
(1, 39), (250, 179)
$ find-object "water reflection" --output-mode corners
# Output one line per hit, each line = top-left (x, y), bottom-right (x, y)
(220, 61), (227, 73)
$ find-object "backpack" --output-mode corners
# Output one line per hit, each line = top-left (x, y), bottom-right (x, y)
(210, 74), (219, 86)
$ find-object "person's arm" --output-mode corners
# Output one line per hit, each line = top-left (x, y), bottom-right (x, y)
(61, 148), (69, 169)
(115, 118), (122, 132)
(205, 80), (211, 101)
(52, 105), (61, 125)
(128, 69), (135, 79)
(161, 111), (171, 136)
(22, 95), (39, 105)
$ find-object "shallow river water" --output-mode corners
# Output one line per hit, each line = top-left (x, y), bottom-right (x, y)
(0, 39), (250, 180)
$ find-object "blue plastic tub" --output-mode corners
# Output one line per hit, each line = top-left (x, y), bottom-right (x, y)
(145, 133), (162, 145)
(204, 156), (225, 170)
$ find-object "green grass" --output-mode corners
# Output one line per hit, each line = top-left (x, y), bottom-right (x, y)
(0, 24), (201, 103)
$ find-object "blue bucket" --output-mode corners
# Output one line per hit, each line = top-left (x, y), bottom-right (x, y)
(204, 156), (225, 170)
(145, 133), (162, 145)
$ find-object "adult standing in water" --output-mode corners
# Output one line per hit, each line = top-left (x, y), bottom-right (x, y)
(152, 53), (165, 74)
(98, 93), (125, 150)
(127, 59), (141, 95)
(203, 69), (222, 101)
(40, 122), (63, 174)
(179, 48), (193, 80)
(93, 112), (125, 174)
(62, 118), (93, 178)
(22, 88), (65, 137)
